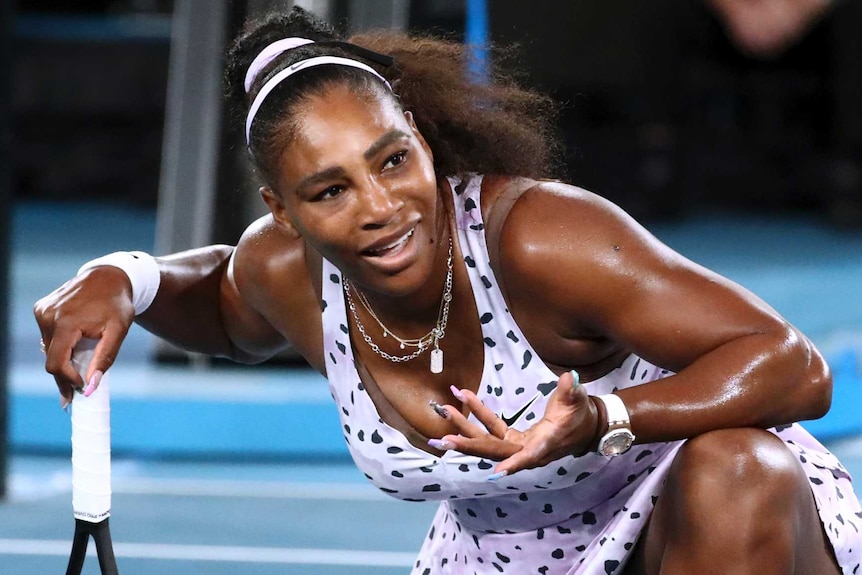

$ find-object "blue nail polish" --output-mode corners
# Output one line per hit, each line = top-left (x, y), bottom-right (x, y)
(487, 470), (508, 482)
(571, 370), (580, 388)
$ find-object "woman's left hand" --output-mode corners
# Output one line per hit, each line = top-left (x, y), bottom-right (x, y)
(431, 371), (601, 478)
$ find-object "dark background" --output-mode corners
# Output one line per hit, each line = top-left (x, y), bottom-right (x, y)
(9, 0), (862, 227)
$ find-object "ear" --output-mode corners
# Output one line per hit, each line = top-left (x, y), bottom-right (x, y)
(260, 186), (302, 239)
(404, 110), (433, 162)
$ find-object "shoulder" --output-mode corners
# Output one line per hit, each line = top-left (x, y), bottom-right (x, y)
(499, 180), (660, 268)
(495, 181), (677, 324)
(231, 215), (314, 314)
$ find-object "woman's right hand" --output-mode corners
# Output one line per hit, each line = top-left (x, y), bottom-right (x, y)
(33, 266), (136, 407)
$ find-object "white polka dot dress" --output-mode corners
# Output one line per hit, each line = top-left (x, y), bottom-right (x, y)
(320, 174), (862, 574)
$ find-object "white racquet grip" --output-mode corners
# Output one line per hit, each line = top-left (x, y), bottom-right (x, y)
(70, 338), (112, 523)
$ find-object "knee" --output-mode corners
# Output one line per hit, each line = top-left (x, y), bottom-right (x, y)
(644, 429), (825, 571)
(662, 428), (808, 537)
(670, 428), (805, 502)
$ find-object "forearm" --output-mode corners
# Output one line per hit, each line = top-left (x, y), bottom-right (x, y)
(620, 327), (832, 444)
(135, 245), (239, 358)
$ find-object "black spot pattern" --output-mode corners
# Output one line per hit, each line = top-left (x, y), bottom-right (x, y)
(537, 381), (556, 396)
(635, 449), (653, 462)
(315, 177), (860, 575)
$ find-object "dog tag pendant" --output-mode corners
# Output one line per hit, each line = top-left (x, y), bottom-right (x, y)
(430, 348), (443, 374)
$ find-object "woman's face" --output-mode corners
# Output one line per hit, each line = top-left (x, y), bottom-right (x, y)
(265, 83), (441, 297)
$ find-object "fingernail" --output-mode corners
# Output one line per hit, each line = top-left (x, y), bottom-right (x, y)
(428, 438), (452, 450)
(571, 370), (580, 388)
(449, 385), (466, 402)
(429, 400), (450, 419)
(83, 370), (102, 397)
(487, 470), (508, 482)
(60, 396), (70, 412)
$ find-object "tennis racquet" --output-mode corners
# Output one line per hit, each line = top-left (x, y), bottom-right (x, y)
(65, 338), (119, 575)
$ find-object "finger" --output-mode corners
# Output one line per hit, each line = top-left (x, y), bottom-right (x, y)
(557, 370), (581, 405)
(444, 403), (495, 439)
(438, 432), (522, 461)
(80, 326), (125, 396)
(451, 385), (508, 438)
(493, 441), (548, 476)
(43, 327), (86, 403)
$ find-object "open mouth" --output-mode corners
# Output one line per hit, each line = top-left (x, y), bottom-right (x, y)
(365, 228), (415, 258)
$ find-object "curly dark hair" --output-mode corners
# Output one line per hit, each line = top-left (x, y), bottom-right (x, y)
(224, 6), (563, 186)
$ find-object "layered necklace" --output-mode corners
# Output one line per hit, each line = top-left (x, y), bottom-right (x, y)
(343, 237), (454, 374)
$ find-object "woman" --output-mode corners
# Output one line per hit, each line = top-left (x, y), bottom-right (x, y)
(34, 7), (860, 574)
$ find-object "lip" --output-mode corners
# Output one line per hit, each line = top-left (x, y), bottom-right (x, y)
(360, 224), (420, 272)
(362, 224), (417, 255)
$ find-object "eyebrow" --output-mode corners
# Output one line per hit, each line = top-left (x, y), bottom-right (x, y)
(363, 129), (410, 162)
(293, 129), (411, 195)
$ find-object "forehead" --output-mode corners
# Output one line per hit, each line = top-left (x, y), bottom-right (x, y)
(293, 84), (405, 151)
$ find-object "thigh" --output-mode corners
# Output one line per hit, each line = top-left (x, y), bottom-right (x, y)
(621, 429), (842, 575)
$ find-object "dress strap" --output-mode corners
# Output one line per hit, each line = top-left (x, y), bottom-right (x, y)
(483, 176), (540, 301)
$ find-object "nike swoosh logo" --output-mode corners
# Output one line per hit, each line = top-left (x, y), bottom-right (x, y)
(500, 392), (542, 427)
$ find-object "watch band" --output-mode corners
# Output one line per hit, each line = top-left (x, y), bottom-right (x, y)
(597, 393), (630, 427)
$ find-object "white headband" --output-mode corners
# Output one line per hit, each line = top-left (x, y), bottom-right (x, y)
(245, 55), (393, 147)
(244, 37), (314, 93)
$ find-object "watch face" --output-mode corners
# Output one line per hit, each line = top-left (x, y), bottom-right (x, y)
(600, 431), (634, 456)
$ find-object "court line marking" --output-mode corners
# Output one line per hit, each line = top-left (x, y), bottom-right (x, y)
(11, 474), (397, 501)
(0, 539), (416, 567)
(113, 477), (396, 500)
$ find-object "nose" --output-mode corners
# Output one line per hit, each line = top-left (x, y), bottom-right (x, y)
(358, 177), (402, 229)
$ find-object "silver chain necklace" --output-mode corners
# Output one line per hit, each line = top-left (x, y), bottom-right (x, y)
(343, 237), (453, 374)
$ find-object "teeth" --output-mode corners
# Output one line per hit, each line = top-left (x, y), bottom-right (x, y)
(371, 228), (414, 255)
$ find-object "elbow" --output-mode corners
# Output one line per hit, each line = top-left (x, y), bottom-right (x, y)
(789, 331), (833, 422)
(803, 351), (832, 421)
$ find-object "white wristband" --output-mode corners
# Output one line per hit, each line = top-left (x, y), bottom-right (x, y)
(77, 251), (161, 316)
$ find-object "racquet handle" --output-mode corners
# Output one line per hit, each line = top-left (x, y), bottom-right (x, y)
(70, 338), (112, 523)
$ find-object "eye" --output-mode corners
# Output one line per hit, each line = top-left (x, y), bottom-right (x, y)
(313, 185), (344, 201)
(383, 150), (407, 169)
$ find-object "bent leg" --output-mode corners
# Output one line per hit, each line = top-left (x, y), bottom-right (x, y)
(623, 428), (840, 575)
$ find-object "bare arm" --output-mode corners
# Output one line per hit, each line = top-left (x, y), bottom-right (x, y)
(501, 182), (831, 443)
(439, 181), (832, 474)
(34, 216), (299, 403)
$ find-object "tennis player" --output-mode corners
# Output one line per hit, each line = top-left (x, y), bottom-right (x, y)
(35, 7), (861, 574)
